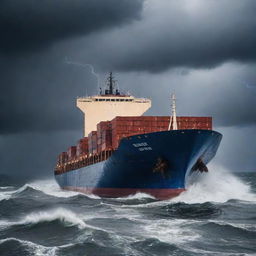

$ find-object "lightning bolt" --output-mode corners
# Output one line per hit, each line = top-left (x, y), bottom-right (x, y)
(64, 57), (100, 91)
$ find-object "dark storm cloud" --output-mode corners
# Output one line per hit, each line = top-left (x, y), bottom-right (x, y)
(78, 0), (256, 72)
(0, 52), (97, 134)
(0, 0), (143, 53)
(0, 0), (144, 134)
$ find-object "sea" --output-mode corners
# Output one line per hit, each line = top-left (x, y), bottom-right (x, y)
(0, 169), (255, 256)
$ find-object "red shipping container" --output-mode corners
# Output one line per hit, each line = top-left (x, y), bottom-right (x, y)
(62, 152), (68, 163)
(59, 152), (68, 164)
(67, 146), (77, 159)
(77, 137), (89, 156)
(88, 131), (98, 154)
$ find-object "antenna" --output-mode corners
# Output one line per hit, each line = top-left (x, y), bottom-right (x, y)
(104, 72), (121, 95)
(109, 72), (113, 94)
(168, 93), (178, 130)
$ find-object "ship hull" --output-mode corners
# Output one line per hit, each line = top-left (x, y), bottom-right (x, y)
(55, 130), (222, 199)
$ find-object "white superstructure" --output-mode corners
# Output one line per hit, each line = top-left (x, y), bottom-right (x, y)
(77, 73), (151, 136)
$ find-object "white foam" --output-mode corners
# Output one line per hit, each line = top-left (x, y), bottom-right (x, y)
(0, 184), (37, 201)
(115, 192), (155, 200)
(27, 180), (81, 197)
(142, 218), (200, 244)
(0, 179), (100, 200)
(20, 208), (87, 229)
(0, 185), (23, 201)
(0, 186), (14, 189)
(0, 208), (87, 229)
(0, 193), (11, 201)
(171, 165), (256, 204)
(0, 237), (58, 256)
(0, 183), (45, 201)
(0, 237), (77, 256)
(28, 179), (100, 199)
(0, 207), (111, 234)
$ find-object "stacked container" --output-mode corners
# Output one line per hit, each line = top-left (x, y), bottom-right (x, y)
(77, 137), (89, 156)
(57, 152), (68, 165)
(67, 146), (77, 160)
(97, 121), (112, 151)
(177, 117), (212, 130)
(88, 131), (97, 154)
(59, 116), (212, 163)
(110, 116), (212, 149)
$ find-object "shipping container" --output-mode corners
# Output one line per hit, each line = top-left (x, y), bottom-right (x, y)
(77, 137), (89, 156)
(73, 116), (212, 153)
(67, 146), (77, 159)
(57, 152), (69, 165)
(88, 131), (98, 154)
(96, 121), (112, 152)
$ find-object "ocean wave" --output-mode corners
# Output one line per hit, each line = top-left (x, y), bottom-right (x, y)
(183, 246), (255, 256)
(207, 220), (256, 233)
(0, 180), (101, 203)
(0, 208), (86, 230)
(0, 184), (38, 202)
(0, 208), (113, 236)
(148, 202), (220, 219)
(142, 218), (200, 245)
(0, 237), (58, 256)
(171, 166), (256, 204)
(200, 221), (256, 238)
(27, 179), (101, 199)
(20, 208), (87, 229)
(129, 237), (187, 255)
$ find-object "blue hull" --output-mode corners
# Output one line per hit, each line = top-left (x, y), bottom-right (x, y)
(55, 130), (222, 199)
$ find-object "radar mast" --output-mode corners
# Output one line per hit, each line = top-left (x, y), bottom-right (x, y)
(104, 72), (120, 95)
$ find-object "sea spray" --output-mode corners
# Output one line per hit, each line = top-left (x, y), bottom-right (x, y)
(173, 165), (256, 204)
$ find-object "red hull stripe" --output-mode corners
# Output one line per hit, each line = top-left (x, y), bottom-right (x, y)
(62, 186), (185, 200)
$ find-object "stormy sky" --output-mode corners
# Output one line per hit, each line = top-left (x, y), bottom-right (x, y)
(0, 0), (255, 180)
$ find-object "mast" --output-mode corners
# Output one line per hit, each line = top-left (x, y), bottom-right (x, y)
(168, 93), (178, 130)
(104, 72), (120, 95)
(109, 72), (113, 94)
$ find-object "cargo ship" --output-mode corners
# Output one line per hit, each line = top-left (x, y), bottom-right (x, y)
(54, 73), (222, 200)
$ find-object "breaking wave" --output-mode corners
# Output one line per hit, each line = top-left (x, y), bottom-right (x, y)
(0, 180), (100, 203)
(28, 179), (101, 199)
(0, 237), (58, 256)
(172, 166), (256, 204)
(20, 208), (86, 229)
